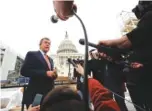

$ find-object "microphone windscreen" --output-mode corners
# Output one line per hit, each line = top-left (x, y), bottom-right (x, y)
(79, 39), (85, 45)
(50, 15), (58, 23)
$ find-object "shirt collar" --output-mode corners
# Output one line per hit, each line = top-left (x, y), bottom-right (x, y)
(40, 50), (46, 57)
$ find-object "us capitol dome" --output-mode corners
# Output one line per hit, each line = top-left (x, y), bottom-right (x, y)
(50, 31), (84, 78)
(57, 32), (78, 54)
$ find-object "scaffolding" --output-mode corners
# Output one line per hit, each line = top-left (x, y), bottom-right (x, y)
(117, 11), (139, 35)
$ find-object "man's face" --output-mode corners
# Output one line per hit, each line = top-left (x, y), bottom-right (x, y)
(40, 39), (51, 53)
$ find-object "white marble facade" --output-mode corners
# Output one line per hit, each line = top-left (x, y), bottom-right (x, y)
(50, 32), (84, 78)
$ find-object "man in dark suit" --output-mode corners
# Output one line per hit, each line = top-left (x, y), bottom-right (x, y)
(21, 37), (57, 108)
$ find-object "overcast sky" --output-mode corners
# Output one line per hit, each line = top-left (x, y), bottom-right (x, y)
(0, 0), (138, 57)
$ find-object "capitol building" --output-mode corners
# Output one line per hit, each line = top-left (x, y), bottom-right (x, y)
(50, 31), (84, 78)
(0, 32), (84, 81)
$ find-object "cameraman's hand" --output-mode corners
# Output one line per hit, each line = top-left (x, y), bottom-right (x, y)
(98, 36), (132, 48)
(53, 1), (76, 21)
(75, 64), (84, 75)
(131, 62), (143, 68)
(27, 105), (40, 111)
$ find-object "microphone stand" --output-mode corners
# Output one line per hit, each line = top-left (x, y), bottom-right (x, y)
(73, 11), (89, 111)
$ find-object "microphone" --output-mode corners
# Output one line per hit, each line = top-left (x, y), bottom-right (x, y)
(67, 58), (77, 68)
(50, 15), (59, 23)
(79, 39), (126, 59)
(79, 39), (98, 49)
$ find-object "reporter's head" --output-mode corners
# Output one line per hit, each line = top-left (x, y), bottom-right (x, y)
(40, 86), (85, 111)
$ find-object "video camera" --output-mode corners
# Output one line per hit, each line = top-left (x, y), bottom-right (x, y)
(73, 59), (84, 66)
(132, 1), (152, 19)
(67, 58), (84, 67)
(67, 58), (84, 76)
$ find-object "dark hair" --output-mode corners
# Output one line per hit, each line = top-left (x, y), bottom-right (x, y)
(39, 37), (50, 45)
(40, 86), (85, 111)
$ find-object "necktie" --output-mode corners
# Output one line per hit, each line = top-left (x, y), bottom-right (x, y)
(44, 54), (51, 70)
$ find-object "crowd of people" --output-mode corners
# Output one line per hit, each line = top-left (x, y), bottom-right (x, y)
(20, 1), (152, 111)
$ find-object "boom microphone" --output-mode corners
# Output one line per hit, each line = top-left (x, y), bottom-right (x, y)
(50, 15), (59, 23)
(79, 39), (127, 59)
(79, 39), (98, 49)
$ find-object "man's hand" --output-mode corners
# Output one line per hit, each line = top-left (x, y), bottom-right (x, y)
(53, 1), (76, 21)
(75, 64), (84, 75)
(46, 68), (58, 79)
(131, 62), (143, 69)
(75, 64), (92, 78)
(27, 105), (40, 111)
(46, 71), (54, 78)
(52, 68), (58, 79)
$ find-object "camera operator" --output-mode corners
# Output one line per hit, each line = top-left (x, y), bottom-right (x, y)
(98, 1), (152, 110)
(90, 50), (128, 111)
(88, 49), (106, 84)
(88, 49), (128, 110)
(124, 54), (146, 111)
(103, 56), (128, 111)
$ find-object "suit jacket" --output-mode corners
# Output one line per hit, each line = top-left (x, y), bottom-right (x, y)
(88, 59), (106, 84)
(21, 51), (55, 105)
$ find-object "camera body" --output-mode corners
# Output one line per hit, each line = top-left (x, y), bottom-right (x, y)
(72, 58), (107, 83)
